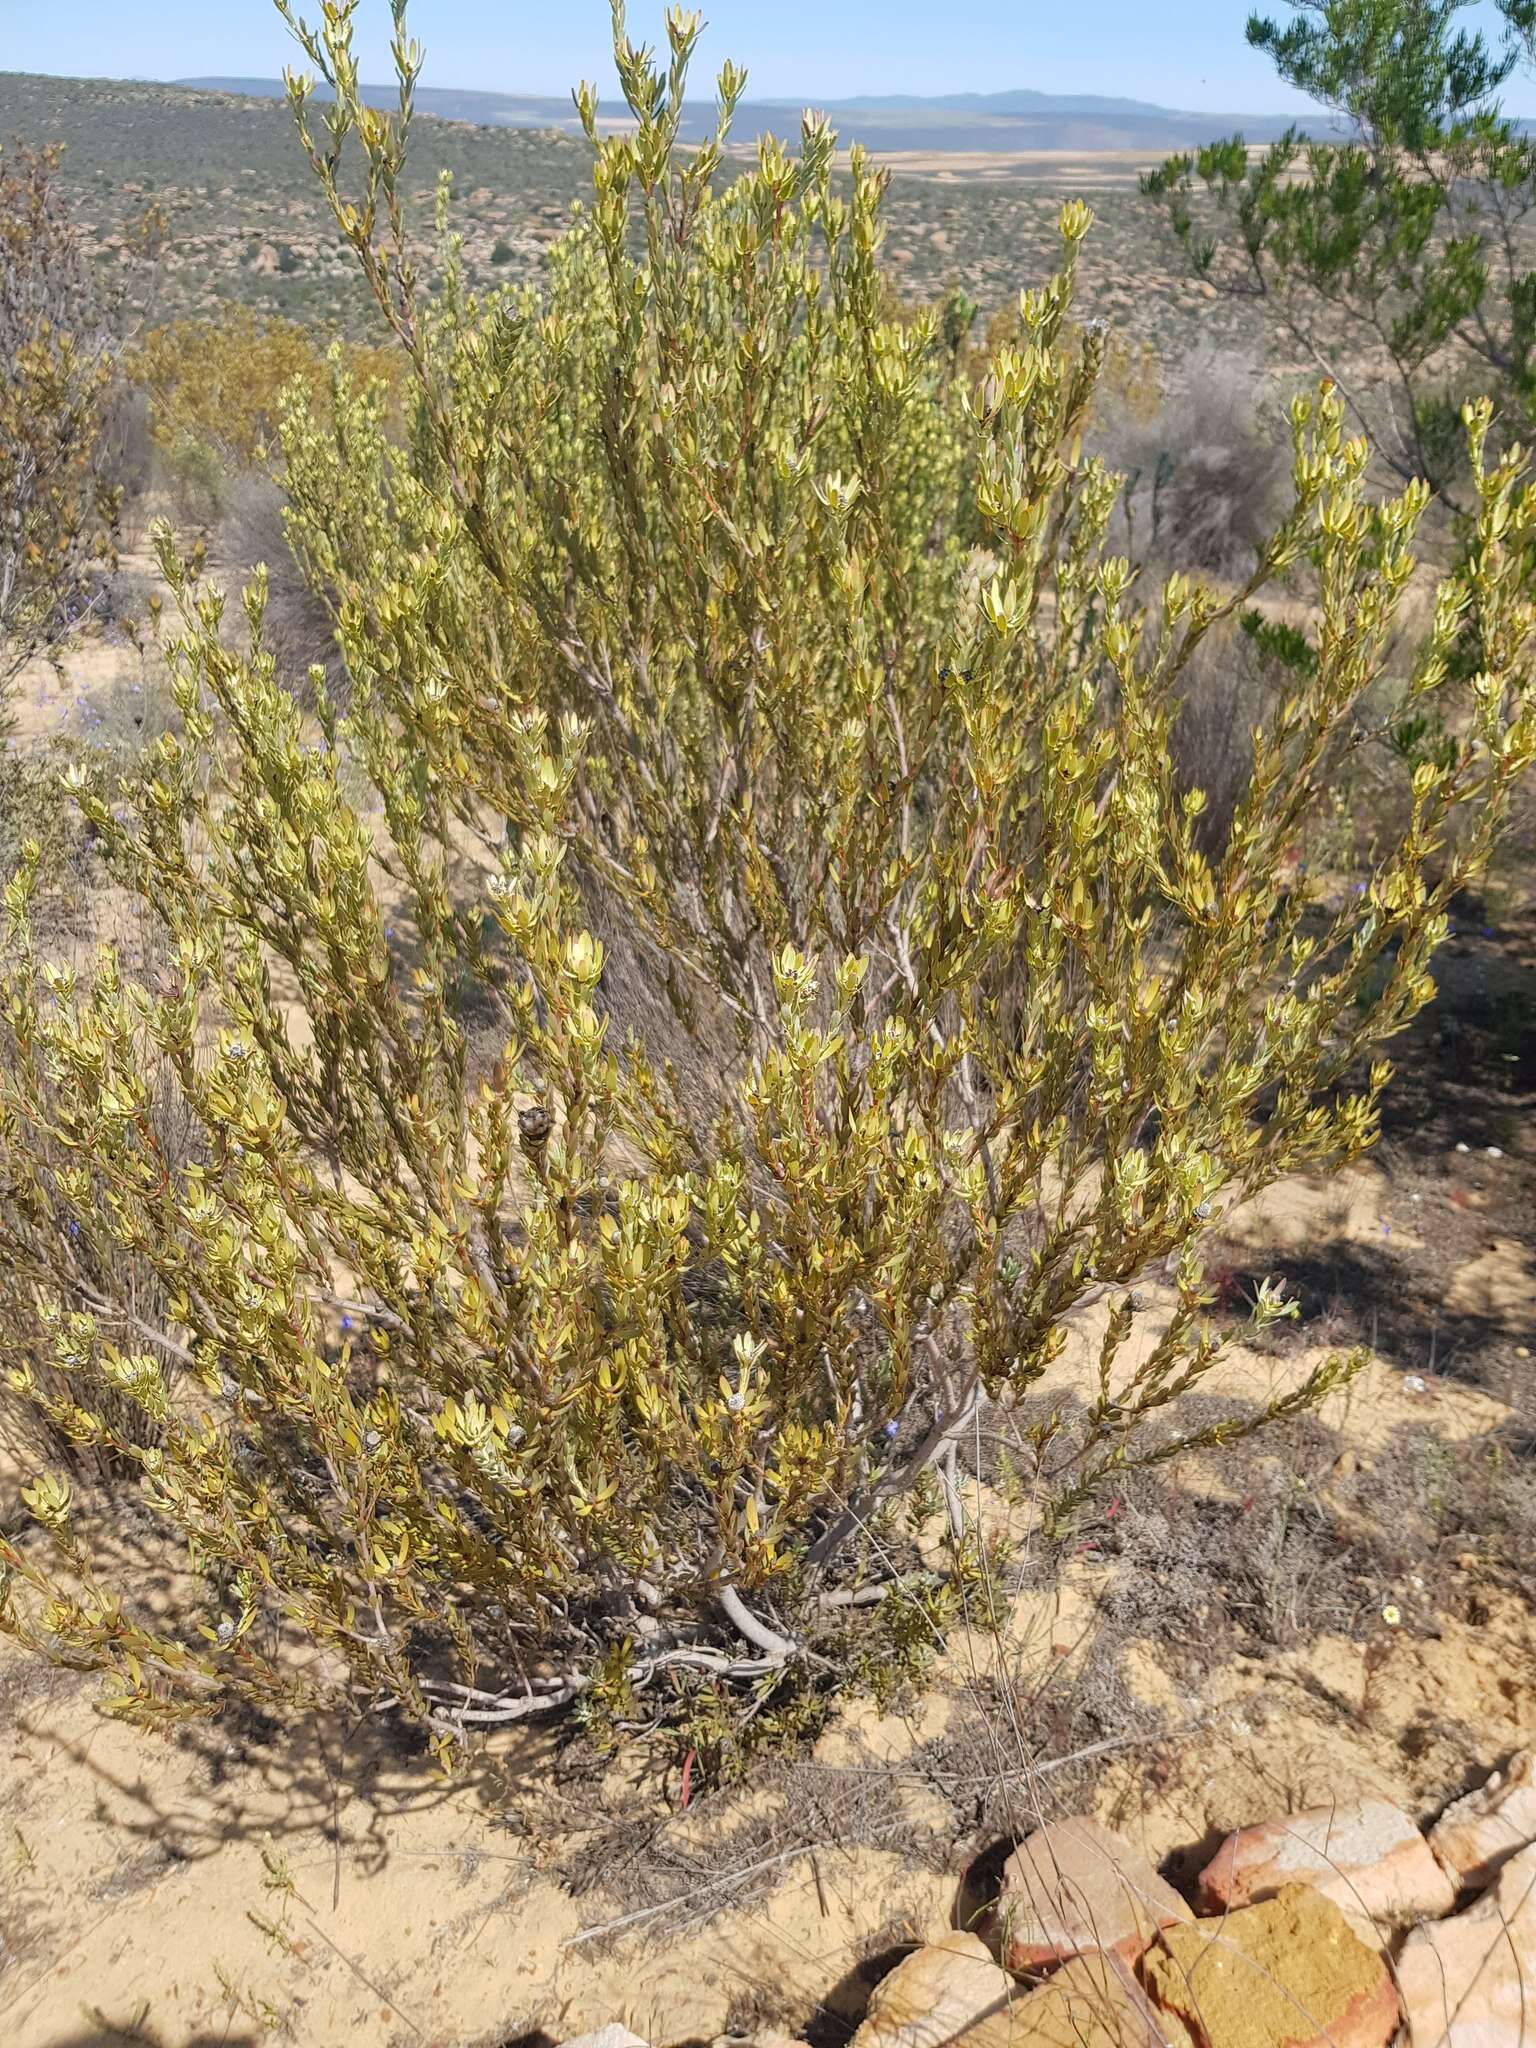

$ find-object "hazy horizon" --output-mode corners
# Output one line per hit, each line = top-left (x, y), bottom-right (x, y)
(10, 0), (1534, 119)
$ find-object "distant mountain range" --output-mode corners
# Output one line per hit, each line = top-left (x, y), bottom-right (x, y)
(176, 77), (1319, 153)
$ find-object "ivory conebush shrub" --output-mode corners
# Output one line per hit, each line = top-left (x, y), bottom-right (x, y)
(1, 0), (1534, 1756)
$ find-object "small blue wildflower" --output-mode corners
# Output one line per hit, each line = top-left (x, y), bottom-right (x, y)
(883, 1420), (899, 1440)
(341, 1314), (353, 1330)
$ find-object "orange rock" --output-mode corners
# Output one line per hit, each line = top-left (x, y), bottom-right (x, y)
(1397, 1840), (1536, 2048)
(996, 1816), (1193, 1973)
(1141, 1885), (1400, 2048)
(1197, 1799), (1456, 1927)
(1429, 1753), (1536, 1895)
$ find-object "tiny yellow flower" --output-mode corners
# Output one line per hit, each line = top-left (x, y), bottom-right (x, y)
(1382, 1604), (1402, 1627)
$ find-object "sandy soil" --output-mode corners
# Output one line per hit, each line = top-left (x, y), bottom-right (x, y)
(848, 142), (1286, 186)
(4, 1536), (1533, 2048)
(837, 150), (1163, 188)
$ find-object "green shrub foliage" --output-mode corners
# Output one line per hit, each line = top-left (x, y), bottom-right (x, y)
(3, 2), (1535, 1750)
(1141, 0), (1536, 505)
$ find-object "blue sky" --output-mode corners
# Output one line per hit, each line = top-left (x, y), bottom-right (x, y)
(5, 0), (1535, 112)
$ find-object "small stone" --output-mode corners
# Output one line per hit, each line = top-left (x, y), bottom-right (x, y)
(558, 2030), (650, 2048)
(851, 1933), (1012, 2048)
(1429, 1752), (1536, 1893)
(1197, 1798), (1457, 1926)
(1398, 1840), (1536, 2048)
(996, 1816), (1193, 1972)
(1485, 1146), (1504, 1159)
(1143, 1885), (1399, 2048)
(1456, 1142), (1471, 1154)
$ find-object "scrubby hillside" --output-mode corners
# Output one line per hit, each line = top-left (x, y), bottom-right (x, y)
(0, 70), (1272, 351)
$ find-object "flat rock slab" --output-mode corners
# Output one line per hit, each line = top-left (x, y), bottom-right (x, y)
(997, 1816), (1193, 1972)
(1397, 1839), (1536, 2048)
(1430, 1753), (1536, 1895)
(852, 1931), (1015, 2048)
(1142, 1884), (1401, 2048)
(1197, 1798), (1457, 1927)
(964, 1950), (1182, 2048)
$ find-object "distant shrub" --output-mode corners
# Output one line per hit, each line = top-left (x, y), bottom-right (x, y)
(156, 429), (231, 525)
(218, 468), (345, 703)
(96, 381), (156, 549)
(1094, 349), (1290, 580)
(126, 305), (403, 471)
(1165, 611), (1287, 853)
(0, 138), (120, 715)
(1, 2), (1533, 1758)
(490, 236), (514, 264)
